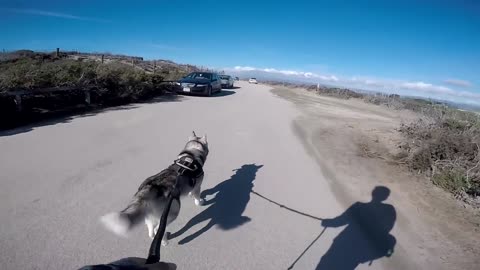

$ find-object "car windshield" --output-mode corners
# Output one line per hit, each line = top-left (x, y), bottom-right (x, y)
(186, 73), (212, 80)
(220, 75), (229, 79)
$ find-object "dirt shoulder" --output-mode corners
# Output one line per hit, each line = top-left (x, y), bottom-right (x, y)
(272, 87), (480, 270)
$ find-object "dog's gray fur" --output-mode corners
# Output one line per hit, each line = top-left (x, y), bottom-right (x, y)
(101, 132), (209, 245)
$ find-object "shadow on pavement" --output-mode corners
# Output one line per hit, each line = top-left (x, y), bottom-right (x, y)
(212, 90), (236, 97)
(170, 163), (263, 244)
(0, 93), (183, 137)
(316, 186), (397, 270)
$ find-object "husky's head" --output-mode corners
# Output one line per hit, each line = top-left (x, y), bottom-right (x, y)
(183, 131), (209, 165)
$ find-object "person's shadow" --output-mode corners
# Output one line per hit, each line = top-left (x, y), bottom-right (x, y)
(316, 186), (397, 270)
(170, 164), (263, 244)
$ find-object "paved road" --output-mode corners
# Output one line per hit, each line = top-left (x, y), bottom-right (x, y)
(1, 82), (397, 270)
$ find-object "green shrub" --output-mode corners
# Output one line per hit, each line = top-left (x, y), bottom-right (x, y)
(0, 58), (100, 91)
(94, 62), (165, 102)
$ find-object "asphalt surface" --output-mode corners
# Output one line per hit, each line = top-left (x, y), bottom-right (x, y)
(1, 82), (396, 270)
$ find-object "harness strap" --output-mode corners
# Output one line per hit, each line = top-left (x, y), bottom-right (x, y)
(174, 154), (204, 182)
(178, 149), (206, 167)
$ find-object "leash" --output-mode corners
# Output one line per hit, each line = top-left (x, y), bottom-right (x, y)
(146, 184), (180, 264)
(145, 155), (202, 264)
(251, 190), (324, 221)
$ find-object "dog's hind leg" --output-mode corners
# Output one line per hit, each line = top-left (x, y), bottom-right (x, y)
(145, 215), (159, 239)
(191, 175), (205, 206)
(153, 198), (180, 246)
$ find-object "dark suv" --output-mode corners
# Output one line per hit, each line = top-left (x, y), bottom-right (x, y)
(177, 72), (222, 96)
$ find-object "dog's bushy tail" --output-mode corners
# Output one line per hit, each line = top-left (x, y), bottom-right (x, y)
(100, 197), (145, 237)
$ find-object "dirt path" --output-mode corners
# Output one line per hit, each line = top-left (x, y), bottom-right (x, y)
(273, 87), (480, 270)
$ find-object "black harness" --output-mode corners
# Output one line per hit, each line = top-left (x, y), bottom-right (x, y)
(173, 152), (204, 187)
(146, 153), (204, 264)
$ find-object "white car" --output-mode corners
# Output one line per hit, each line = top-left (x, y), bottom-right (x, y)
(248, 78), (258, 84)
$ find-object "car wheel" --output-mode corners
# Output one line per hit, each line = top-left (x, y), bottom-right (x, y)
(207, 86), (212, 97)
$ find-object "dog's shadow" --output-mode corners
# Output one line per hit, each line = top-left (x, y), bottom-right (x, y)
(170, 163), (263, 244)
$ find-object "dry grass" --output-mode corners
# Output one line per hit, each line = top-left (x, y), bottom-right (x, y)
(398, 114), (480, 202)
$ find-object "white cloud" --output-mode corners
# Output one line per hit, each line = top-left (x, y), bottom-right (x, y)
(3, 8), (110, 22)
(318, 75), (339, 82)
(444, 79), (472, 88)
(456, 91), (480, 99)
(401, 81), (454, 94)
(232, 66), (339, 81)
(234, 66), (257, 71)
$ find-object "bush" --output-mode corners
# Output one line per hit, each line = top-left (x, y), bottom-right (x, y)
(0, 57), (167, 100)
(399, 115), (480, 198)
(0, 58), (99, 91)
(0, 55), (172, 126)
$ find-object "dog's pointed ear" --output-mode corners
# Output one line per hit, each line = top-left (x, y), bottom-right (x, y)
(199, 134), (208, 144)
(189, 131), (197, 141)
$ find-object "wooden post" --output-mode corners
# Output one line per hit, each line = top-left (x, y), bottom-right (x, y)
(56, 48), (60, 57)
(84, 90), (91, 105)
(101, 54), (104, 64)
(14, 95), (22, 112)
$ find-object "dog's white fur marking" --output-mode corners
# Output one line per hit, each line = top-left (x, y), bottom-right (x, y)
(195, 198), (204, 206)
(145, 217), (158, 239)
(161, 232), (170, 246)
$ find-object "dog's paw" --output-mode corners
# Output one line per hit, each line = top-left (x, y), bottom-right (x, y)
(161, 232), (170, 246)
(194, 198), (204, 206)
(188, 191), (193, 197)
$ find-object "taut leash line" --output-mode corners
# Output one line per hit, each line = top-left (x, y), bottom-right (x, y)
(146, 187), (180, 264)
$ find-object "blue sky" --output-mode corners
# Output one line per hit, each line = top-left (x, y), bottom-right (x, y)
(1, 0), (479, 103)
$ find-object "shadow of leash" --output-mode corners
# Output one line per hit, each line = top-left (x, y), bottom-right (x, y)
(250, 190), (327, 269)
(288, 227), (327, 270)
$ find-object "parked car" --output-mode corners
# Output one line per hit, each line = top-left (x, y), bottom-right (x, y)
(248, 78), (258, 84)
(177, 72), (222, 96)
(219, 75), (234, 88)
